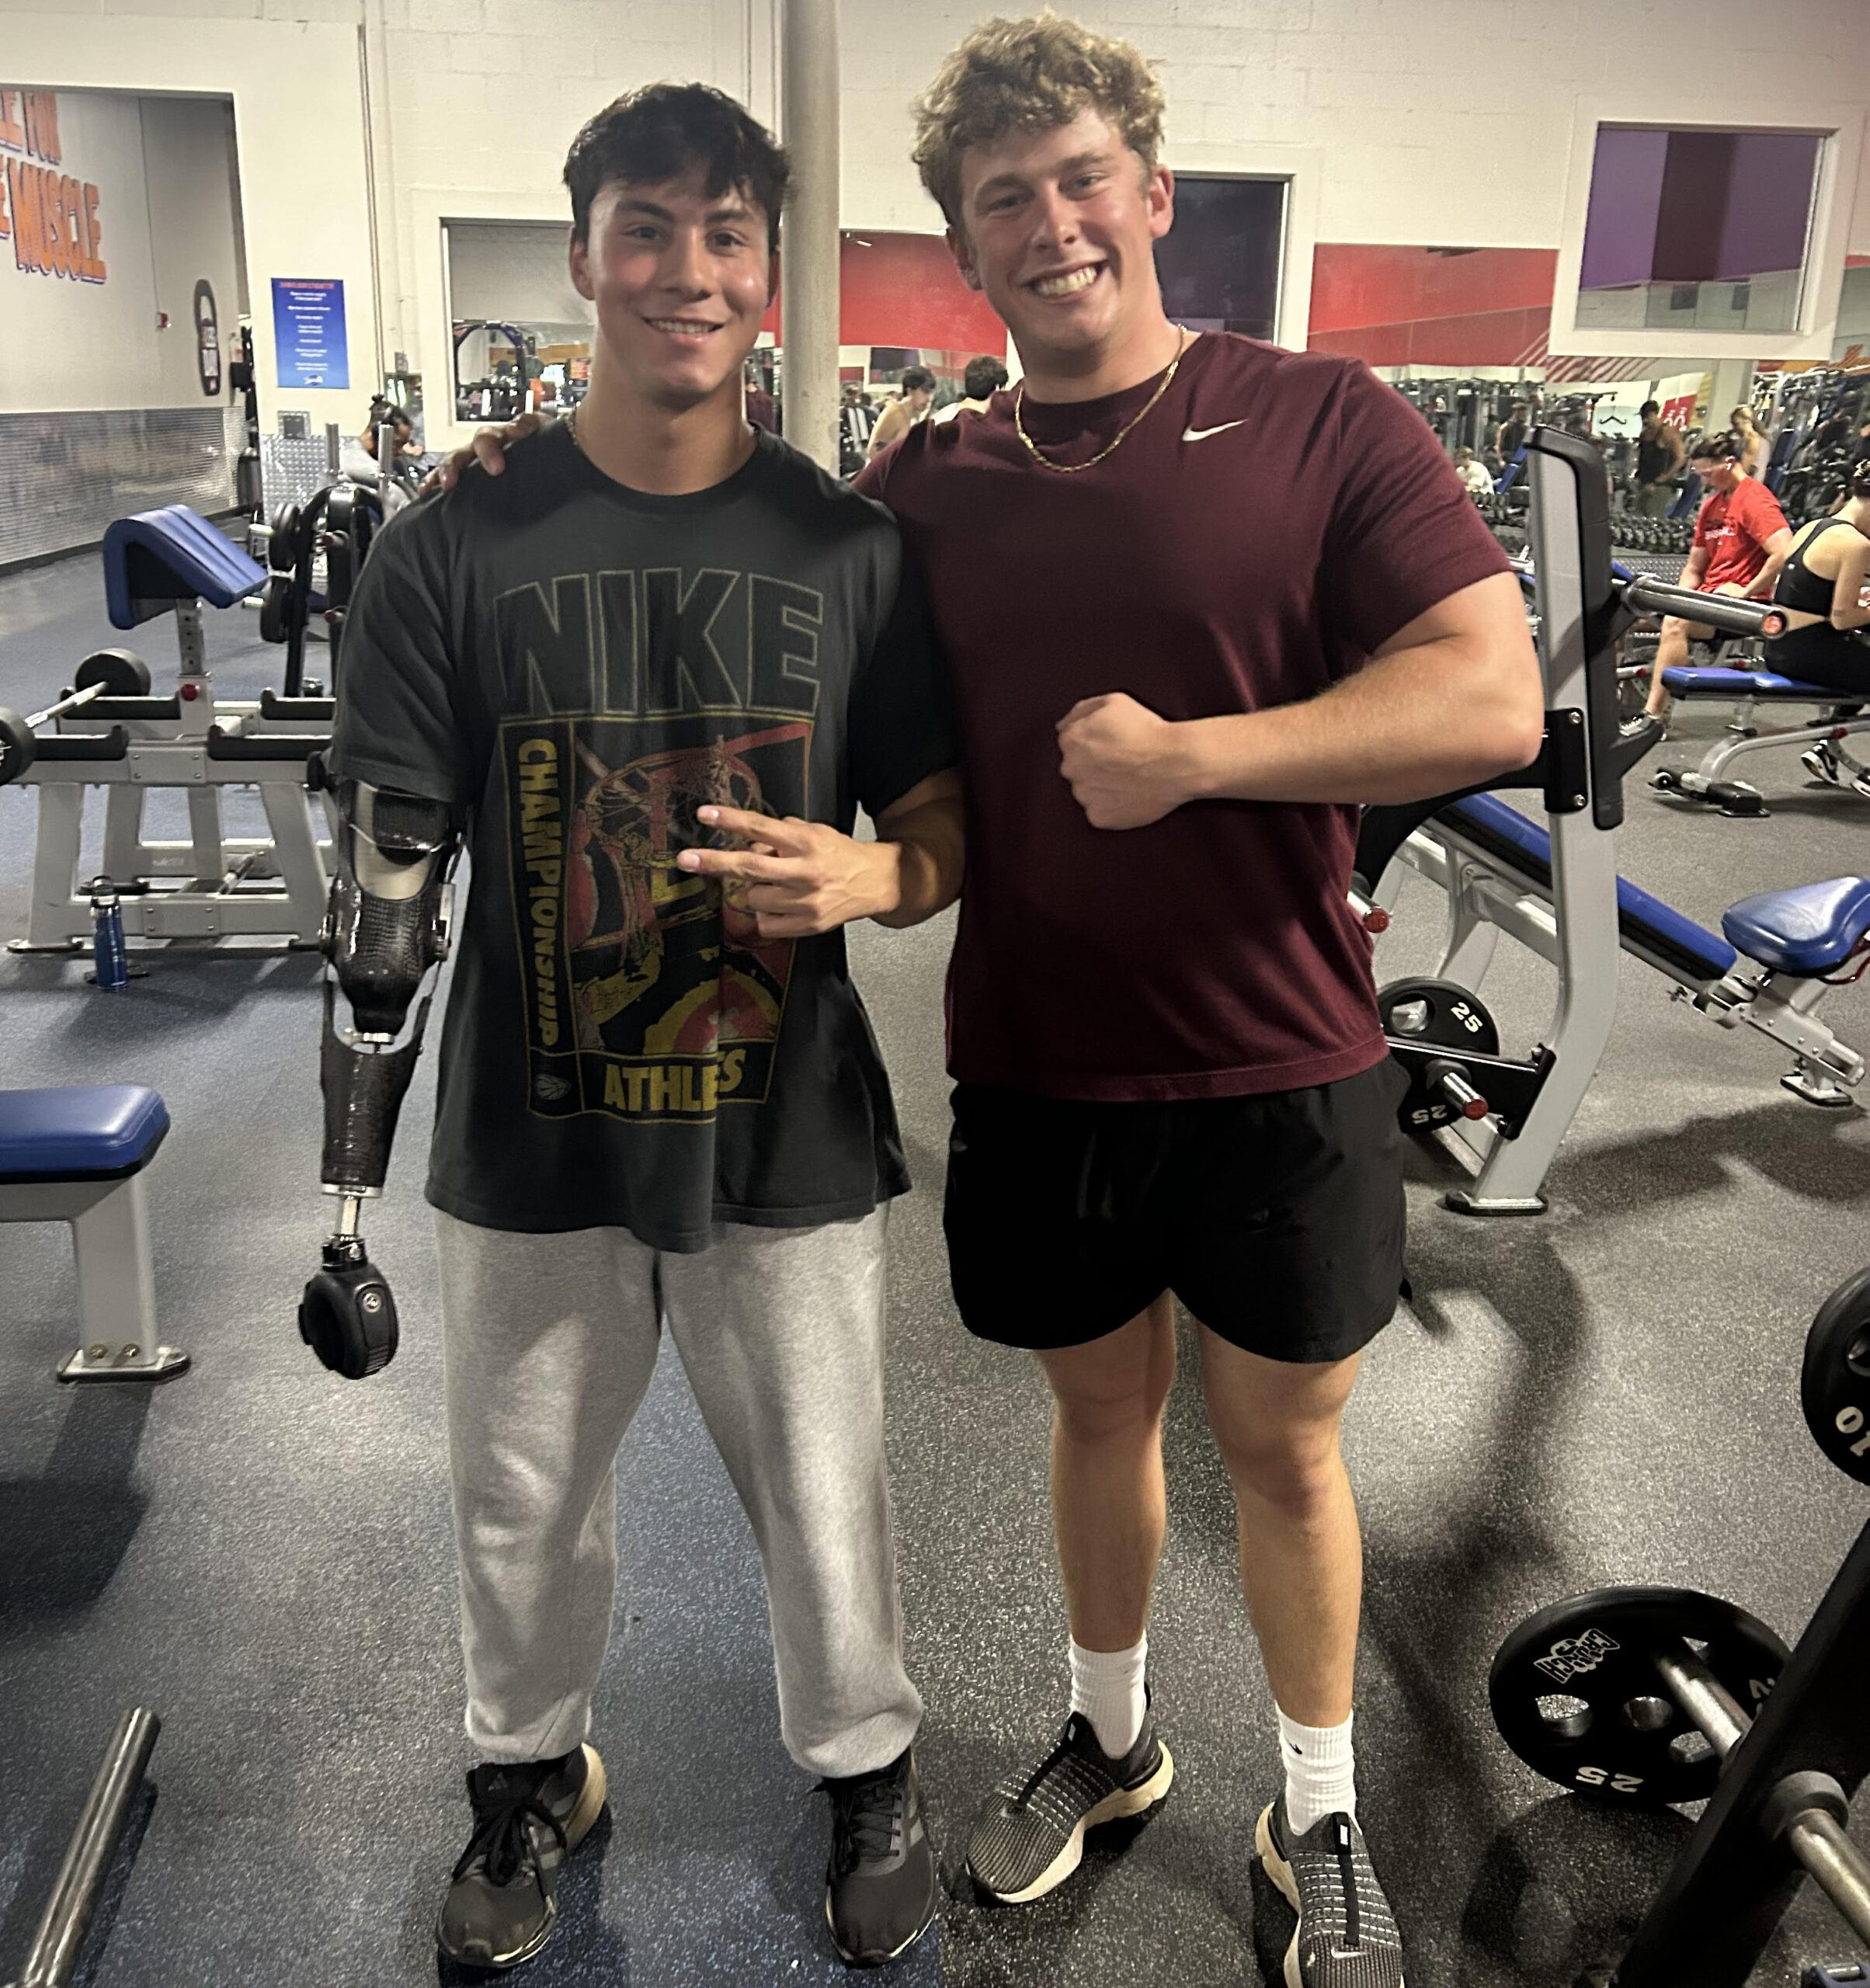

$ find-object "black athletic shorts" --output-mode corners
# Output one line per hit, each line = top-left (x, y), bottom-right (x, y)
(944, 1059), (1410, 1363)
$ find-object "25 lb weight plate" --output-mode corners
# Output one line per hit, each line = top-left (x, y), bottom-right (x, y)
(1377, 976), (1500, 1131)
(1489, 1586), (1788, 1807)
(71, 648), (151, 700)
(1802, 1267), (1870, 1486)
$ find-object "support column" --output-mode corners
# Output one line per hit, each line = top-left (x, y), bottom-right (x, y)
(780, 0), (840, 474)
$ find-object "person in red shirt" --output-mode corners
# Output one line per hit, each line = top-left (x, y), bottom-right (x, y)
(1641, 429), (1794, 719)
(860, 16), (1539, 1982)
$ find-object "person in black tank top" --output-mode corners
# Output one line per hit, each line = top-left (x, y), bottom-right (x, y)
(1764, 465), (1870, 693)
(1634, 400), (1684, 516)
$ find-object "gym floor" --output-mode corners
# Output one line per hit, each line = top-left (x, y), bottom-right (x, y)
(0, 542), (1866, 1988)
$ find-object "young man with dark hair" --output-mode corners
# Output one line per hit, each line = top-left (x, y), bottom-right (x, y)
(864, 365), (937, 460)
(933, 352), (1012, 423)
(335, 82), (960, 1972)
(1641, 428), (1794, 721)
(1633, 398), (1686, 516)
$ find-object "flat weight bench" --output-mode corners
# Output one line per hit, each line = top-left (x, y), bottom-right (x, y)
(1653, 665), (1870, 815)
(0, 1086), (187, 1382)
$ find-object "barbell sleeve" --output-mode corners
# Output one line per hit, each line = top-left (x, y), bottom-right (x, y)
(1651, 1644), (1751, 1759)
(1785, 1806), (1870, 1949)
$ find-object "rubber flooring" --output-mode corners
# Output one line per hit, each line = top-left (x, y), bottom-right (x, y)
(0, 544), (1866, 1986)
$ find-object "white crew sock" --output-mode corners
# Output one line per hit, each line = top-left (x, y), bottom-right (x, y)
(1069, 1635), (1149, 1760)
(1277, 1706), (1356, 1836)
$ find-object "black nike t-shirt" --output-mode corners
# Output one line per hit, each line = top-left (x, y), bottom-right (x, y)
(328, 423), (958, 1248)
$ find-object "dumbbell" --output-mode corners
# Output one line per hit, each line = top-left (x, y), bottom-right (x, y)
(0, 681), (108, 787)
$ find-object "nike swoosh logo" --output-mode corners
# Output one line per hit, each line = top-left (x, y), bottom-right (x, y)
(1182, 421), (1246, 442)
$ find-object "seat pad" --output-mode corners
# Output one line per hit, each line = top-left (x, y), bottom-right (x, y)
(0, 1085), (170, 1179)
(103, 506), (266, 629)
(1660, 666), (1844, 700)
(1722, 878), (1870, 977)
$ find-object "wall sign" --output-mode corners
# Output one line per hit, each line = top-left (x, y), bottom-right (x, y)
(0, 87), (107, 283)
(272, 276), (349, 390)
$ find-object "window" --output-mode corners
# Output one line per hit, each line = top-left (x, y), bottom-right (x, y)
(1153, 176), (1286, 342)
(1576, 127), (1823, 337)
(443, 220), (590, 420)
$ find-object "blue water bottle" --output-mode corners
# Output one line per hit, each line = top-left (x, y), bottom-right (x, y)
(89, 877), (130, 991)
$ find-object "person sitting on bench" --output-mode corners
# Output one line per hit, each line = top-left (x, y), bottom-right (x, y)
(1642, 430), (1794, 722)
(1761, 462), (1870, 697)
(339, 402), (416, 511)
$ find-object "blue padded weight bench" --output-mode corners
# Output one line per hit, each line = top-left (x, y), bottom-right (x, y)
(1656, 664), (1870, 811)
(0, 1086), (187, 1383)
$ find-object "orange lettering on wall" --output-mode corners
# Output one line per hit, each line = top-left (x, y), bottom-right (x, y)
(0, 155), (9, 240)
(22, 90), (60, 166)
(44, 170), (67, 278)
(82, 179), (103, 281)
(0, 91), (22, 155)
(17, 160), (40, 272)
(27, 163), (47, 275)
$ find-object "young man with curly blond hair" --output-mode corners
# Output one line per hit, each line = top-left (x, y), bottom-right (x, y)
(857, 16), (1541, 1984)
(444, 18), (1542, 1980)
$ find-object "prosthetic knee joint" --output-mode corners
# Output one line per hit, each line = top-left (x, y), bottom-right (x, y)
(300, 780), (460, 1378)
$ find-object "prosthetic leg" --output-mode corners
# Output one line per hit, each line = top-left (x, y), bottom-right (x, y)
(299, 780), (461, 1379)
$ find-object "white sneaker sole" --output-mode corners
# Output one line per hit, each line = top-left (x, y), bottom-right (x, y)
(1254, 1802), (1406, 1988)
(822, 1881), (937, 1968)
(976, 1743), (1174, 1906)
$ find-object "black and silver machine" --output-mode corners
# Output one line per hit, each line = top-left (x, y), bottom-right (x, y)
(297, 780), (461, 1381)
(1488, 1268), (1870, 1985)
(1354, 429), (1870, 1214)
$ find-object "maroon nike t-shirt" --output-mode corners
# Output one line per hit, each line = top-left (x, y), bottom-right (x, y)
(857, 332), (1510, 1101)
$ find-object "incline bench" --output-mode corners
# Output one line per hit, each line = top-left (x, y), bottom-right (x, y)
(11, 505), (335, 952)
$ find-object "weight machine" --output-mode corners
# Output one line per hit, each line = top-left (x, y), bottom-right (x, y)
(1355, 430), (1870, 1214)
(3, 507), (335, 952)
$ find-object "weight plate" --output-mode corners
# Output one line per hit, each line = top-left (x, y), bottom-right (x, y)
(0, 706), (34, 787)
(1802, 1267), (1870, 1486)
(258, 572), (291, 645)
(1489, 1586), (1788, 1806)
(268, 500), (304, 569)
(1378, 976), (1500, 1132)
(72, 648), (151, 700)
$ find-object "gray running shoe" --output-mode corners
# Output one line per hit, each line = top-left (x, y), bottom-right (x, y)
(1255, 1799), (1404, 1988)
(435, 1743), (607, 1969)
(965, 1709), (1173, 1905)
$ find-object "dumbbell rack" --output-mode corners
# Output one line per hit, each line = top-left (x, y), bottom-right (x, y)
(8, 601), (335, 951)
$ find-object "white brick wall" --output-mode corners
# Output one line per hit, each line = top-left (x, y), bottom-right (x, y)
(1, 0), (1861, 388)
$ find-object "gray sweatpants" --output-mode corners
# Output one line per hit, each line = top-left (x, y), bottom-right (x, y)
(434, 1204), (923, 1780)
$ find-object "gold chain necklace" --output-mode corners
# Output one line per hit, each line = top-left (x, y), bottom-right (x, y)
(1011, 329), (1188, 474)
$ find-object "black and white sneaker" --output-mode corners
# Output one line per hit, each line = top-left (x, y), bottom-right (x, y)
(435, 1743), (607, 1969)
(820, 1747), (937, 1967)
(965, 1709), (1173, 1905)
(1255, 1799), (1404, 1988)
(1802, 743), (1843, 786)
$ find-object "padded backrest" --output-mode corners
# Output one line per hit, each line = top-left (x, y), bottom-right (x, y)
(103, 506), (267, 629)
(1439, 793), (1738, 983)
